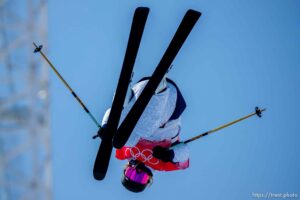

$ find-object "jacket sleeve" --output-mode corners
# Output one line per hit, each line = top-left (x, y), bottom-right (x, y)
(101, 107), (141, 147)
(101, 108), (111, 126)
(172, 142), (189, 163)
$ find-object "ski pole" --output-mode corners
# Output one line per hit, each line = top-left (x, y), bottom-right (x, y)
(33, 42), (101, 128)
(182, 107), (266, 145)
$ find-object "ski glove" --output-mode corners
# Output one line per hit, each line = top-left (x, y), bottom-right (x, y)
(92, 124), (107, 140)
(152, 146), (175, 163)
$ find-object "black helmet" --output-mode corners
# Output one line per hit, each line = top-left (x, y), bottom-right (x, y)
(121, 160), (153, 193)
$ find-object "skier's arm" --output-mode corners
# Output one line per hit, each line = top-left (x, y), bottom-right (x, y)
(93, 108), (111, 140)
(153, 142), (189, 163)
(172, 142), (189, 163)
(101, 108), (111, 125)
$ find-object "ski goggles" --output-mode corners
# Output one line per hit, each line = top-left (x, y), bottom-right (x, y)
(124, 165), (151, 185)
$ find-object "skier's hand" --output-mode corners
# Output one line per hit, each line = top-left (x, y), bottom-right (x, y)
(152, 146), (174, 162)
(92, 124), (107, 140)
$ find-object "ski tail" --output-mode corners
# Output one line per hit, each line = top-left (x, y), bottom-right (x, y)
(93, 7), (150, 180)
(113, 10), (201, 149)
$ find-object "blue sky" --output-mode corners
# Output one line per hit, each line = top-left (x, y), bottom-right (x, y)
(47, 0), (299, 199)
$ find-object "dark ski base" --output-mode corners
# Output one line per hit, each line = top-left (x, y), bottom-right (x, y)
(93, 7), (149, 180)
(113, 9), (201, 149)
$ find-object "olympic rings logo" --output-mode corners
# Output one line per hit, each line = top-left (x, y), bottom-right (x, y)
(125, 146), (160, 165)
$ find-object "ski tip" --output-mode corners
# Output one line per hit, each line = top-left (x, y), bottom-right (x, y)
(187, 9), (202, 18)
(93, 171), (106, 181)
(136, 7), (150, 12)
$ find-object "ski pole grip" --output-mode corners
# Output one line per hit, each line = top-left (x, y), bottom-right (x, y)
(33, 43), (43, 53)
(92, 134), (98, 139)
(255, 107), (263, 118)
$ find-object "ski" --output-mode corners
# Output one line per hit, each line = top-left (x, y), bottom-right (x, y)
(113, 9), (201, 149)
(93, 7), (149, 180)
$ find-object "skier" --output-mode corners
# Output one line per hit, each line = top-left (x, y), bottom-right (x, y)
(99, 75), (189, 192)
